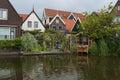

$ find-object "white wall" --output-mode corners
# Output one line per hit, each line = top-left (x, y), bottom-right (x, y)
(46, 18), (49, 24)
(22, 12), (45, 32)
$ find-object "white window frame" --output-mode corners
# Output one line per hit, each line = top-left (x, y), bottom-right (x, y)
(34, 21), (38, 28)
(10, 27), (15, 39)
(28, 21), (32, 28)
(0, 8), (8, 20)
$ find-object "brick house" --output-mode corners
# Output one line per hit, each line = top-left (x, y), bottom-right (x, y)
(0, 0), (22, 39)
(42, 8), (85, 33)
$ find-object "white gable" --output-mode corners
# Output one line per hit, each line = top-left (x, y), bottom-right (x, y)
(49, 14), (65, 25)
(21, 12), (45, 32)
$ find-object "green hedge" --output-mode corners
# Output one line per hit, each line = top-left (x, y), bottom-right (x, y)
(0, 38), (22, 51)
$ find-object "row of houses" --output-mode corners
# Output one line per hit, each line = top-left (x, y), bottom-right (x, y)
(0, 0), (120, 40)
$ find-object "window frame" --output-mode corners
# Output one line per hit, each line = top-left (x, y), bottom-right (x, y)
(53, 26), (56, 30)
(0, 8), (8, 20)
(34, 21), (38, 28)
(59, 26), (63, 30)
(118, 6), (120, 11)
(28, 21), (32, 28)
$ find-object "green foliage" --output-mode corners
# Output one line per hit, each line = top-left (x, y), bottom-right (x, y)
(82, 3), (114, 40)
(89, 39), (109, 56)
(45, 29), (57, 34)
(13, 38), (22, 50)
(82, 3), (120, 56)
(0, 38), (22, 51)
(89, 41), (98, 55)
(35, 33), (44, 45)
(35, 45), (44, 51)
(24, 30), (44, 46)
(24, 30), (41, 35)
(104, 27), (120, 56)
(21, 33), (38, 51)
(83, 12), (114, 39)
(97, 39), (109, 56)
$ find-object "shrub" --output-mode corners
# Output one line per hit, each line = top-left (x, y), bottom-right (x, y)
(0, 38), (22, 51)
(35, 45), (44, 51)
(21, 32), (38, 51)
(89, 39), (109, 56)
(13, 38), (22, 50)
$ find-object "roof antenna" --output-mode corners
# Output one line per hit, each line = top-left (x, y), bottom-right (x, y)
(32, 0), (35, 12)
(32, 4), (34, 12)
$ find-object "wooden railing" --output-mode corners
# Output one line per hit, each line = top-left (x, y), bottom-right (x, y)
(77, 39), (92, 53)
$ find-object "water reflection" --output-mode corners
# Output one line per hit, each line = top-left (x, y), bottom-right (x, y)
(0, 56), (23, 80)
(0, 55), (120, 80)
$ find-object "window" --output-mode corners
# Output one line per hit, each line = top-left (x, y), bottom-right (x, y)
(45, 20), (46, 24)
(34, 21), (38, 28)
(113, 17), (120, 22)
(49, 17), (53, 22)
(28, 21), (32, 28)
(118, 6), (120, 11)
(53, 26), (56, 30)
(10, 28), (15, 39)
(0, 8), (8, 20)
(59, 26), (62, 30)
(80, 36), (88, 44)
(56, 19), (59, 24)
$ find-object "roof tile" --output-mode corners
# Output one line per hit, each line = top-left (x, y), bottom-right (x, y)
(63, 19), (75, 31)
(19, 14), (28, 21)
(45, 8), (85, 21)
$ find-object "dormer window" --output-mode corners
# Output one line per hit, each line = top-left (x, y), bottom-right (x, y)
(0, 8), (8, 20)
(118, 6), (120, 11)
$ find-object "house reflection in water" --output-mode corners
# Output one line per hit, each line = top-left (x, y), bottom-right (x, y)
(0, 55), (89, 80)
(77, 56), (89, 65)
(0, 56), (23, 80)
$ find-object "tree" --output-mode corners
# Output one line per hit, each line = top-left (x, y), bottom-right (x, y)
(82, 3), (120, 56)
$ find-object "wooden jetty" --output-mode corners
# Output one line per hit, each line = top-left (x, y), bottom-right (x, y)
(0, 50), (71, 56)
(21, 50), (71, 56)
(76, 33), (92, 54)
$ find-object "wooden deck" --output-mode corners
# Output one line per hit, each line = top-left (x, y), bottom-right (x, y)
(0, 50), (71, 56)
(76, 37), (92, 54)
(77, 45), (89, 53)
(21, 50), (71, 56)
(0, 51), (20, 56)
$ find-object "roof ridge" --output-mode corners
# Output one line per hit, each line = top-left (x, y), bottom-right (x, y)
(44, 8), (83, 15)
(19, 13), (28, 15)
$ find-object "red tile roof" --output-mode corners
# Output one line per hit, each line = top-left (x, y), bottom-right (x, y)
(63, 19), (75, 31)
(74, 13), (85, 21)
(19, 14), (28, 21)
(44, 8), (85, 21)
(96, 12), (102, 16)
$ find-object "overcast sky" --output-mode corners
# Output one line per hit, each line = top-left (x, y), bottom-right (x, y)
(9, 0), (117, 18)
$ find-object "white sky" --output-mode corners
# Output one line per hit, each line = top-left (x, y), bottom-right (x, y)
(9, 0), (117, 18)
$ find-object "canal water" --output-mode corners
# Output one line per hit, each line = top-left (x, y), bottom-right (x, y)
(0, 55), (120, 80)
